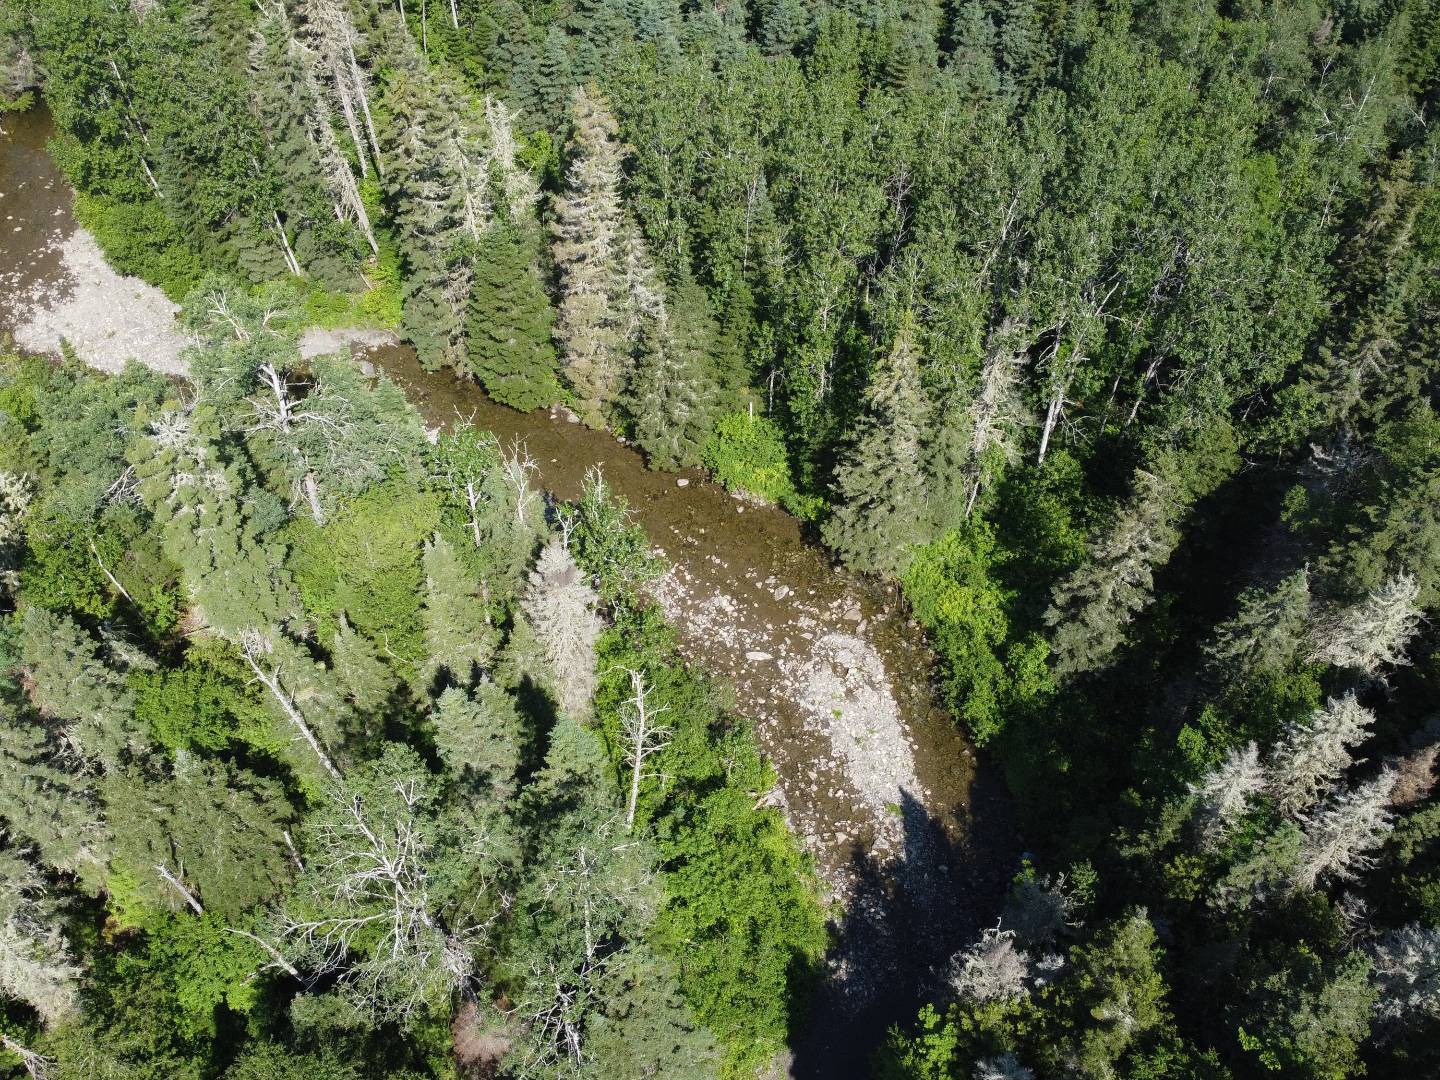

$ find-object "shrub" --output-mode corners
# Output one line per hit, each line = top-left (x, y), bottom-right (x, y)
(701, 410), (817, 517)
(73, 193), (207, 300)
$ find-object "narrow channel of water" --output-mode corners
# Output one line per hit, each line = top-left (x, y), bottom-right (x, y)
(1, 103), (1016, 1076)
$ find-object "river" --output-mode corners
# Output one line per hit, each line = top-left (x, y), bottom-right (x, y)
(1, 104), (1015, 1076)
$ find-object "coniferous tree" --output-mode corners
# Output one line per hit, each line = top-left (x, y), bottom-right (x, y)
(1371, 924), (1440, 1027)
(430, 682), (523, 800)
(1045, 468), (1183, 678)
(0, 709), (108, 888)
(249, 2), (373, 283)
(0, 850), (80, 1025)
(1206, 569), (1313, 676)
(1270, 693), (1376, 818)
(551, 87), (630, 426)
(15, 606), (142, 770)
(821, 319), (930, 577)
(1309, 571), (1424, 675)
(627, 280), (722, 471)
(1190, 741), (1266, 848)
(381, 54), (490, 371)
(1293, 769), (1397, 890)
(421, 534), (498, 687)
(132, 405), (294, 635)
(102, 759), (293, 917)
(464, 221), (563, 411)
(521, 539), (604, 720)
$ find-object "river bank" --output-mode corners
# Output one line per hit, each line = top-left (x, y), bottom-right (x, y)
(0, 102), (1015, 1075)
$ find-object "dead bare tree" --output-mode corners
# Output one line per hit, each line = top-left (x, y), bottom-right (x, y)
(617, 668), (671, 831)
(239, 629), (341, 780)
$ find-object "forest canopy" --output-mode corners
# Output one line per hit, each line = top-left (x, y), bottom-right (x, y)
(1, 0), (1439, 1077)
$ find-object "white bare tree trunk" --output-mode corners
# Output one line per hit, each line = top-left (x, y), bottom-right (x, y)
(155, 862), (204, 914)
(241, 631), (341, 780)
(620, 669), (671, 831)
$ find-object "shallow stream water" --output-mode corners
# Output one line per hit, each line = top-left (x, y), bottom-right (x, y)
(0, 103), (1016, 1076)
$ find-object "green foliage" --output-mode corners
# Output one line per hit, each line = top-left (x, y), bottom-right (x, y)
(285, 483), (440, 663)
(594, 608), (827, 1076)
(902, 523), (1047, 744)
(700, 410), (810, 515)
(568, 468), (663, 606)
(131, 638), (274, 753)
(73, 192), (207, 299)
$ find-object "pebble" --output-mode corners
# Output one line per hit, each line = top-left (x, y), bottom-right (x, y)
(745, 650), (773, 662)
(675, 477), (689, 487)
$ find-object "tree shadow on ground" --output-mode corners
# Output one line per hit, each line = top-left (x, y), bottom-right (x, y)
(787, 764), (1017, 1078)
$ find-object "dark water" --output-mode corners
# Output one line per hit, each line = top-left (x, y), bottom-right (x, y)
(0, 105), (70, 324)
(0, 104), (1016, 1076)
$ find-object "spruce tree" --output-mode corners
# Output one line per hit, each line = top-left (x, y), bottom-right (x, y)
(521, 539), (604, 720)
(464, 222), (563, 411)
(821, 319), (930, 577)
(627, 280), (722, 471)
(430, 682), (523, 800)
(422, 534), (499, 687)
(1270, 693), (1376, 818)
(0, 850), (81, 1025)
(0, 709), (108, 889)
(1308, 571), (1424, 674)
(16, 606), (143, 770)
(1292, 769), (1397, 889)
(1044, 468), (1183, 678)
(1190, 741), (1266, 848)
(551, 87), (630, 426)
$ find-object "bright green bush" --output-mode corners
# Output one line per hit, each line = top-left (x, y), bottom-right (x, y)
(73, 193), (207, 300)
(902, 523), (1050, 745)
(700, 410), (818, 518)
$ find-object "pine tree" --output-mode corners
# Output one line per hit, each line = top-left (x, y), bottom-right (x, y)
(551, 87), (630, 426)
(422, 534), (499, 687)
(16, 606), (143, 770)
(464, 221), (563, 411)
(1044, 468), (1183, 678)
(0, 850), (80, 1025)
(821, 319), (930, 577)
(1308, 571), (1424, 674)
(1270, 693), (1376, 818)
(1190, 741), (1266, 847)
(627, 280), (722, 471)
(521, 539), (604, 720)
(1292, 769), (1397, 890)
(430, 682), (523, 800)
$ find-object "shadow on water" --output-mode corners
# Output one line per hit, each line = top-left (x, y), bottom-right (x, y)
(789, 767), (1017, 1078)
